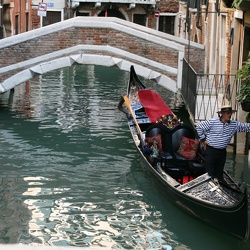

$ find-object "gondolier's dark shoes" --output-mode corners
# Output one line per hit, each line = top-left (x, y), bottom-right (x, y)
(213, 178), (220, 185)
(211, 177), (227, 185)
(219, 178), (227, 185)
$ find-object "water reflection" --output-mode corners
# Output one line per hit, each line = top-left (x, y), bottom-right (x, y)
(0, 65), (249, 249)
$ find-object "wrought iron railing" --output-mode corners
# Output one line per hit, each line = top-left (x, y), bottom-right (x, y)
(181, 59), (247, 153)
(181, 59), (238, 123)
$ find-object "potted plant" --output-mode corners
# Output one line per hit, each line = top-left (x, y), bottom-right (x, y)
(236, 52), (250, 112)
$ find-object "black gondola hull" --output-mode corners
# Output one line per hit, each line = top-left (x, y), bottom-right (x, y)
(119, 65), (249, 240)
(133, 131), (249, 240)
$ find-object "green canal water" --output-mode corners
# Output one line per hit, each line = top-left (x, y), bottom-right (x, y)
(0, 65), (249, 249)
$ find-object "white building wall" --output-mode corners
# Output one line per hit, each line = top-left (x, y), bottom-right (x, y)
(32, 0), (66, 9)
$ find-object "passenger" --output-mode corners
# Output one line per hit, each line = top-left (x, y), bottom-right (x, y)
(196, 105), (250, 182)
(151, 139), (159, 158)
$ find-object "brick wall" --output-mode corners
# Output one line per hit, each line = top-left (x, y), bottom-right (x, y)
(158, 0), (179, 13)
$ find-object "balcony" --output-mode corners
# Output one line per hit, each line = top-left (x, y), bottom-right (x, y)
(72, 0), (157, 8)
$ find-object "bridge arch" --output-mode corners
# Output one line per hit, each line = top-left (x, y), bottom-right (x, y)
(0, 17), (205, 94)
(0, 52), (176, 93)
(98, 7), (126, 19)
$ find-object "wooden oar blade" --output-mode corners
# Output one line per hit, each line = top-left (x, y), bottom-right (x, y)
(123, 95), (144, 146)
(123, 95), (132, 112)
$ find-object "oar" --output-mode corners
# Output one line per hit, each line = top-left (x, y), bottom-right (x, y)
(123, 95), (145, 147)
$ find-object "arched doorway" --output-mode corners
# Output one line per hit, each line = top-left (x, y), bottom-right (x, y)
(98, 7), (126, 20)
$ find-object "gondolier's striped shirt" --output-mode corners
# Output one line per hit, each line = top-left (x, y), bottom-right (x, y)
(196, 118), (250, 149)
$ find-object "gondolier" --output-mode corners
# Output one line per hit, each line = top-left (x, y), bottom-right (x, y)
(196, 105), (250, 182)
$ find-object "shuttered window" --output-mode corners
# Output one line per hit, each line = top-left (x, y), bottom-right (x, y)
(159, 16), (175, 35)
(43, 11), (61, 26)
(76, 12), (90, 16)
(133, 14), (147, 26)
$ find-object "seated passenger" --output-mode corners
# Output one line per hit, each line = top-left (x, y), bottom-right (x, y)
(151, 139), (159, 158)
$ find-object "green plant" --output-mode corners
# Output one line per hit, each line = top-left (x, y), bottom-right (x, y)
(232, 0), (243, 9)
(236, 53), (250, 103)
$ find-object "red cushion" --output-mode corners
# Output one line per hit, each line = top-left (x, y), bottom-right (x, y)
(177, 136), (200, 159)
(145, 134), (162, 152)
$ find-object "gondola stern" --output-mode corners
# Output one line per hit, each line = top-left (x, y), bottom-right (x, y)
(227, 187), (249, 241)
(241, 188), (249, 241)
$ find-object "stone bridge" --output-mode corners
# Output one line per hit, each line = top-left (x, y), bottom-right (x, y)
(0, 17), (205, 94)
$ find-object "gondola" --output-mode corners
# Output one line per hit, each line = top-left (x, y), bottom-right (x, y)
(118, 65), (249, 240)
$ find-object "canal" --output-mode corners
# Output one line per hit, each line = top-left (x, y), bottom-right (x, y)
(0, 65), (249, 249)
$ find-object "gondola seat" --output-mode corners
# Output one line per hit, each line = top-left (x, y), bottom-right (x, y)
(174, 136), (200, 160)
(145, 123), (201, 169)
(188, 162), (206, 177)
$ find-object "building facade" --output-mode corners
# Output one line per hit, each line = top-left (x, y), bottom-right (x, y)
(0, 0), (32, 38)
(30, 0), (179, 35)
(176, 0), (250, 153)
(31, 0), (65, 29)
(178, 0), (250, 75)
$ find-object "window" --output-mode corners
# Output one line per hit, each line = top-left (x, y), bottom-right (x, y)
(26, 13), (29, 31)
(159, 16), (175, 35)
(15, 15), (19, 35)
(133, 14), (147, 26)
(189, 0), (197, 8)
(0, 26), (4, 39)
(43, 11), (61, 26)
(76, 11), (90, 16)
(243, 26), (250, 62)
